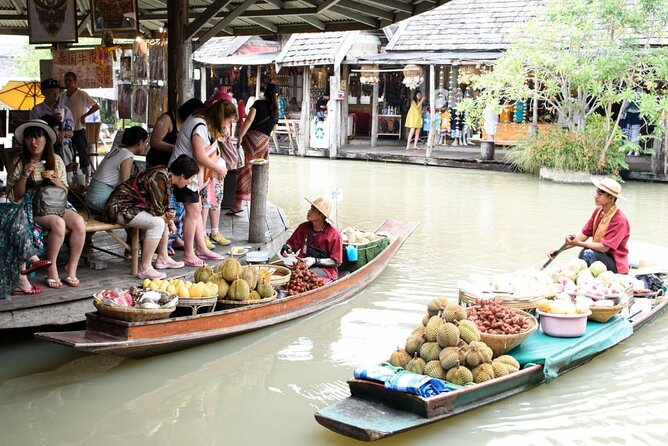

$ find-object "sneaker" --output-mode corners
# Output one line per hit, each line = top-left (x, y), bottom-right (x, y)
(210, 232), (231, 246)
(204, 235), (215, 250)
(137, 268), (166, 280)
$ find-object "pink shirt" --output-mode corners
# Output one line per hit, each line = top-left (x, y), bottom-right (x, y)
(582, 206), (630, 274)
(286, 221), (343, 281)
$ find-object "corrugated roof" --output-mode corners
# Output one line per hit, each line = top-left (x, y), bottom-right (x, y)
(387, 0), (543, 52)
(275, 31), (358, 67)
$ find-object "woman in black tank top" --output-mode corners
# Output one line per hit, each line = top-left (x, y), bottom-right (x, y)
(147, 98), (204, 168)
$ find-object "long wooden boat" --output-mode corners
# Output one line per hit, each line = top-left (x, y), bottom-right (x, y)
(314, 288), (668, 441)
(35, 219), (418, 358)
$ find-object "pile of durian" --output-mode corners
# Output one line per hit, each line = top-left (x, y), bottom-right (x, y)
(194, 258), (275, 301)
(388, 297), (520, 386)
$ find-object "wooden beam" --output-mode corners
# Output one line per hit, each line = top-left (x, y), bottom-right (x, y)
(330, 5), (377, 27)
(192, 21), (376, 38)
(195, 0), (259, 47)
(262, 0), (285, 7)
(364, 0), (412, 14)
(247, 17), (278, 33)
(300, 15), (326, 31)
(317, 0), (342, 13)
(185, 0), (233, 41)
(77, 12), (91, 35)
(167, 0), (189, 111)
(337, 0), (394, 21)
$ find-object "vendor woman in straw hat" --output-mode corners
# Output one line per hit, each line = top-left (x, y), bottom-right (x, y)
(280, 196), (343, 282)
(548, 177), (630, 273)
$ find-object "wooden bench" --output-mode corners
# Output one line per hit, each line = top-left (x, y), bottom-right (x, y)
(77, 210), (140, 275)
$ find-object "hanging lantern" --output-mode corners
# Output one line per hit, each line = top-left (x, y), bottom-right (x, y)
(360, 64), (379, 85)
(402, 64), (423, 89)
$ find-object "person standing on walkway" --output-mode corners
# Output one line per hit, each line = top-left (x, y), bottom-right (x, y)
(405, 91), (423, 151)
(60, 71), (99, 185)
(228, 83), (278, 215)
(147, 98), (204, 169)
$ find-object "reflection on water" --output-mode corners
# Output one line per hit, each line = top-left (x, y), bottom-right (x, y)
(1, 157), (668, 445)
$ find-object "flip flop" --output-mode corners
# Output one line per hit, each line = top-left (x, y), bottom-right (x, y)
(63, 276), (80, 287)
(155, 260), (185, 270)
(11, 284), (44, 296)
(225, 209), (243, 215)
(195, 252), (224, 261)
(46, 278), (63, 289)
(20, 259), (52, 275)
(183, 259), (207, 267)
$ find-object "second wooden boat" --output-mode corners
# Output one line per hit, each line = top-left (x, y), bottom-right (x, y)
(35, 219), (417, 358)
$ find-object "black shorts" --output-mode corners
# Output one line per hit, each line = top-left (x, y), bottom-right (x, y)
(172, 185), (200, 203)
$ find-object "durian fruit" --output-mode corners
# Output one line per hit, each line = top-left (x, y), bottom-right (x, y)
(257, 268), (272, 286)
(240, 266), (258, 289)
(221, 257), (242, 282)
(256, 282), (274, 298)
(249, 290), (261, 300)
(213, 278), (229, 298)
(406, 353), (426, 375)
(405, 333), (426, 356)
(442, 304), (467, 323)
(439, 347), (463, 370)
(227, 278), (250, 301)
(425, 314), (445, 342)
(457, 319), (481, 343)
(472, 363), (495, 383)
(495, 355), (520, 372)
(436, 322), (460, 347)
(491, 360), (511, 378)
(422, 313), (431, 326)
(194, 266), (215, 283)
(463, 344), (486, 368)
(427, 297), (449, 316)
(419, 341), (441, 362)
(389, 348), (412, 368)
(411, 326), (426, 338)
(469, 341), (493, 363)
(423, 360), (446, 380)
(445, 364), (473, 386)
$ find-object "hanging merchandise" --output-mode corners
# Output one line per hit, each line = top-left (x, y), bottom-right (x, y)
(402, 64), (423, 89)
(360, 65), (379, 85)
(311, 67), (328, 89)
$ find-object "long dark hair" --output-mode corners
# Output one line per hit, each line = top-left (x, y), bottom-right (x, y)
(264, 83), (279, 120)
(18, 126), (57, 189)
(413, 90), (422, 102)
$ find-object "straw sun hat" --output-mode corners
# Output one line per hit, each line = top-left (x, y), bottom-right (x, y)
(14, 119), (57, 145)
(591, 177), (623, 199)
(306, 196), (332, 219)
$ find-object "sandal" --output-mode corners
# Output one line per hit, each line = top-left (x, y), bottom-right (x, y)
(21, 259), (52, 275)
(11, 284), (44, 296)
(63, 276), (80, 287)
(225, 209), (243, 215)
(46, 278), (63, 289)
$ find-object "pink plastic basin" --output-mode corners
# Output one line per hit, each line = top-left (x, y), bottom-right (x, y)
(536, 310), (591, 338)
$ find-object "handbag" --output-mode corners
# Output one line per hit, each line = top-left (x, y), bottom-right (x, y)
(33, 185), (68, 217)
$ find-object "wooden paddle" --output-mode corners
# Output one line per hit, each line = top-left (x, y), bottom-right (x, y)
(541, 235), (575, 270)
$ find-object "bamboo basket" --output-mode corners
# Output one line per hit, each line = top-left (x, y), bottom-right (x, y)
(93, 298), (175, 322)
(466, 308), (538, 357)
(588, 303), (626, 323)
(459, 289), (545, 311)
(255, 264), (291, 287)
(217, 290), (277, 308)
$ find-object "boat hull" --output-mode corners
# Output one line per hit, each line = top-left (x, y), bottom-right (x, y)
(36, 220), (418, 358)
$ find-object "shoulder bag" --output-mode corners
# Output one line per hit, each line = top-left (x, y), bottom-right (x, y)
(33, 185), (68, 217)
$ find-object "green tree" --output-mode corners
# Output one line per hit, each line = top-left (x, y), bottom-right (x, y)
(13, 45), (51, 78)
(460, 0), (668, 173)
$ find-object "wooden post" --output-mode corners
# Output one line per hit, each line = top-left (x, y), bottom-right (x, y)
(330, 65), (341, 158)
(340, 64), (349, 148)
(370, 80), (379, 147)
(167, 0), (189, 111)
(248, 159), (269, 243)
(426, 64), (436, 157)
(300, 66), (311, 155)
(256, 66), (262, 98)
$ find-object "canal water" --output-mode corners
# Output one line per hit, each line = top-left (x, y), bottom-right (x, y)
(1, 156), (667, 445)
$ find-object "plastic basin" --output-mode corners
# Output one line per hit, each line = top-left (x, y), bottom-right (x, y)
(536, 310), (591, 338)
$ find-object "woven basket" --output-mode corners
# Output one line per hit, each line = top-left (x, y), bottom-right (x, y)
(255, 264), (291, 287)
(93, 298), (175, 322)
(459, 289), (545, 311)
(588, 303), (626, 323)
(466, 308), (538, 357)
(217, 290), (277, 308)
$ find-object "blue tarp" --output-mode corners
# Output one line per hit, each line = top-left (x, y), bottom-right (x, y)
(511, 315), (634, 382)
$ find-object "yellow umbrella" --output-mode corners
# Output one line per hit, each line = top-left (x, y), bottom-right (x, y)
(0, 80), (45, 110)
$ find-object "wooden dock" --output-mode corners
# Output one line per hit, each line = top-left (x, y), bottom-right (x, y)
(0, 202), (290, 329)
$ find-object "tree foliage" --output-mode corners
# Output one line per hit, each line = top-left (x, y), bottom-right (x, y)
(460, 0), (668, 170)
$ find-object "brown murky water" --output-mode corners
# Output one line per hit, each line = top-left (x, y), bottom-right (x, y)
(2, 156), (668, 445)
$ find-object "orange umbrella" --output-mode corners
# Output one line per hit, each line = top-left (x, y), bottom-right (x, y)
(0, 80), (44, 110)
